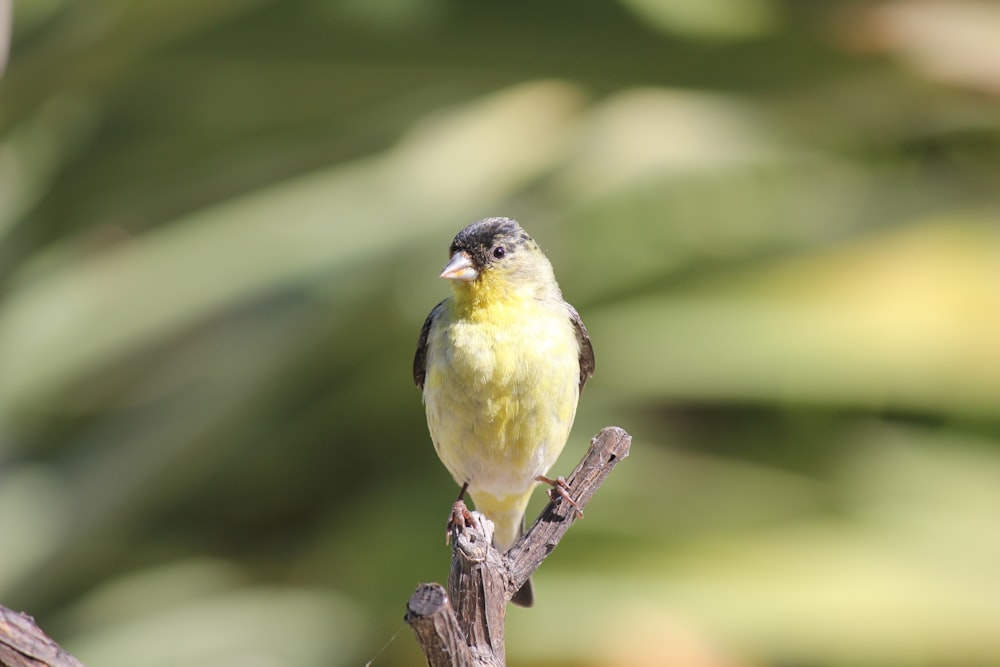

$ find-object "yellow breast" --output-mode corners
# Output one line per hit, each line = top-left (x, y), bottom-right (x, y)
(422, 291), (581, 503)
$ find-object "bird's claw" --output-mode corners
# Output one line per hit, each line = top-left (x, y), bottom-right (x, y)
(446, 498), (477, 545)
(535, 474), (584, 518)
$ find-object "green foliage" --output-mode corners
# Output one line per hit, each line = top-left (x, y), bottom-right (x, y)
(2, 1), (999, 665)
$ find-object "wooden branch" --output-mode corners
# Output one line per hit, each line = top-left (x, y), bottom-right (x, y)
(0, 606), (85, 667)
(404, 585), (473, 667)
(507, 426), (631, 590)
(406, 426), (632, 667)
(447, 517), (505, 667)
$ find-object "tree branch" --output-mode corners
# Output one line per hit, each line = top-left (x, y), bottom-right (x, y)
(406, 426), (632, 666)
(404, 584), (474, 667)
(0, 606), (85, 667)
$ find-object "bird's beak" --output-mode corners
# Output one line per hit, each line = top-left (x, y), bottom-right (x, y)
(440, 252), (478, 282)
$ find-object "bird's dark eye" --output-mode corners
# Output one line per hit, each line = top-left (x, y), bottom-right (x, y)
(492, 245), (506, 260)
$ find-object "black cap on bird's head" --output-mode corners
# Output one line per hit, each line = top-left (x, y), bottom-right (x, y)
(439, 217), (546, 285)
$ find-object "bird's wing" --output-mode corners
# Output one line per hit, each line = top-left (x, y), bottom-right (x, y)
(568, 303), (595, 391)
(413, 299), (447, 389)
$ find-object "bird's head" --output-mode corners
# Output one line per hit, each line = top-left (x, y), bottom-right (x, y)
(440, 217), (559, 307)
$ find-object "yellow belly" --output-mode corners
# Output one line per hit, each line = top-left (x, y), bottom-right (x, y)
(423, 301), (580, 548)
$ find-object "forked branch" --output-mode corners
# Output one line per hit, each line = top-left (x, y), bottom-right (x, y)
(406, 426), (632, 666)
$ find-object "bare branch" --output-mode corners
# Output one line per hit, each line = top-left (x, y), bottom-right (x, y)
(0, 606), (85, 667)
(406, 426), (632, 666)
(404, 584), (473, 667)
(506, 426), (631, 591)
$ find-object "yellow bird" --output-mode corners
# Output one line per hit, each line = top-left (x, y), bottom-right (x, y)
(414, 217), (594, 607)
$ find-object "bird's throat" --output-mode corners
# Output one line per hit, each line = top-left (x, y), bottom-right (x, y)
(450, 273), (525, 319)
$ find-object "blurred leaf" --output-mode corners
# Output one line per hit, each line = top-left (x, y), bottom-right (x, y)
(61, 560), (366, 667)
(590, 217), (1000, 417)
(863, 0), (1000, 96)
(510, 425), (1000, 666)
(0, 80), (585, 415)
(0, 465), (68, 595)
(620, 0), (779, 40)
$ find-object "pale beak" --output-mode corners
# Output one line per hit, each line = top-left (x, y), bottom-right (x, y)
(440, 251), (478, 282)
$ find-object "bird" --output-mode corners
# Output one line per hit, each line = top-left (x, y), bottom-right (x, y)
(413, 216), (594, 607)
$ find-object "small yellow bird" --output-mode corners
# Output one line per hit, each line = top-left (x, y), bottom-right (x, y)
(414, 217), (594, 607)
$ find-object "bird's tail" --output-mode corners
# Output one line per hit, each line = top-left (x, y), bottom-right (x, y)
(510, 518), (534, 607)
(473, 491), (531, 550)
(471, 490), (535, 607)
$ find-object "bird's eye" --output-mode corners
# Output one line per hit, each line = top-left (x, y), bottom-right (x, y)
(492, 245), (506, 260)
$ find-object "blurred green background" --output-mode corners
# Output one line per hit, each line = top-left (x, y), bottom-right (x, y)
(2, 1), (1000, 665)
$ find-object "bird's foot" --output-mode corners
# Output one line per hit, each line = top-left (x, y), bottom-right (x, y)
(535, 474), (584, 518)
(446, 483), (476, 545)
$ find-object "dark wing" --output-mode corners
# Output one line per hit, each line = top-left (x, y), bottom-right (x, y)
(568, 303), (595, 391)
(414, 299), (447, 389)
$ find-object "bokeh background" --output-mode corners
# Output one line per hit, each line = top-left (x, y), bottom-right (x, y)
(2, 1), (1000, 665)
